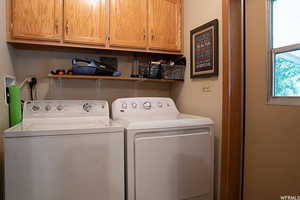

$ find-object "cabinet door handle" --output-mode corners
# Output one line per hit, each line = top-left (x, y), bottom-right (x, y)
(55, 20), (59, 34)
(151, 30), (155, 41)
(65, 20), (69, 35)
(144, 29), (147, 40)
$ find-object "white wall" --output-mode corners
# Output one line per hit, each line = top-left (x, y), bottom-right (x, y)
(0, 0), (15, 197)
(171, 0), (222, 199)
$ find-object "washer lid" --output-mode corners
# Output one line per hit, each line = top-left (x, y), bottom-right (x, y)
(116, 114), (213, 130)
(4, 120), (123, 138)
(4, 100), (123, 138)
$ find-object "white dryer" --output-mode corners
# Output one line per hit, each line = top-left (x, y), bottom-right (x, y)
(112, 97), (214, 200)
(4, 100), (124, 200)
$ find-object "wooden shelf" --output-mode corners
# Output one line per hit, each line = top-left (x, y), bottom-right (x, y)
(48, 74), (183, 83)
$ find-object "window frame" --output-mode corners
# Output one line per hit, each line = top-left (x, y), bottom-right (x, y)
(267, 0), (300, 106)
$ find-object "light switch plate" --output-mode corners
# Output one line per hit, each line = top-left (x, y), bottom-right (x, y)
(202, 83), (212, 93)
(202, 87), (211, 93)
(4, 75), (16, 105)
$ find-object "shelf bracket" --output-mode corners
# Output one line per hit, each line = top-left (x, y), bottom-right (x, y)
(57, 78), (64, 98)
(58, 78), (63, 89)
(133, 80), (143, 97)
(96, 79), (102, 99)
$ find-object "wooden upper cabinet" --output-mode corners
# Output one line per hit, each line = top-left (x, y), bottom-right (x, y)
(10, 0), (62, 41)
(148, 0), (182, 51)
(9, 0), (183, 54)
(109, 0), (147, 49)
(63, 0), (107, 45)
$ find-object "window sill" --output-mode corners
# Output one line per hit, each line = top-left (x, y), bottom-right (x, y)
(267, 97), (300, 106)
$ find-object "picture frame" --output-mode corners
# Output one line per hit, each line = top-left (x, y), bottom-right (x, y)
(190, 19), (219, 78)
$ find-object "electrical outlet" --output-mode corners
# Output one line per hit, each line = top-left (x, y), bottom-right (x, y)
(202, 82), (212, 93)
(202, 85), (212, 93)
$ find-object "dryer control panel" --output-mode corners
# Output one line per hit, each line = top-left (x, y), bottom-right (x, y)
(112, 98), (179, 120)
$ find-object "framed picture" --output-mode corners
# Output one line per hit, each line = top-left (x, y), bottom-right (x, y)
(190, 19), (219, 78)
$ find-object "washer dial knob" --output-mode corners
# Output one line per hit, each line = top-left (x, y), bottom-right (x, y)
(32, 105), (41, 112)
(143, 102), (152, 110)
(45, 105), (52, 111)
(56, 105), (64, 111)
(83, 103), (92, 112)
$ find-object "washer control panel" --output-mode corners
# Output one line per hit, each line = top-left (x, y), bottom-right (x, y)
(24, 100), (109, 119)
(112, 97), (179, 119)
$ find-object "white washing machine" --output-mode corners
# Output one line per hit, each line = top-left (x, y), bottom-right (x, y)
(4, 100), (124, 200)
(112, 97), (214, 200)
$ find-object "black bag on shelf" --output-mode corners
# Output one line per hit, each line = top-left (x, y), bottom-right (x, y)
(161, 64), (186, 80)
(72, 58), (118, 76)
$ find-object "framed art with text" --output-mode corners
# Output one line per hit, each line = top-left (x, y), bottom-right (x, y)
(190, 19), (219, 78)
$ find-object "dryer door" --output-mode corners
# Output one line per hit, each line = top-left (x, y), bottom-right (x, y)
(135, 129), (213, 200)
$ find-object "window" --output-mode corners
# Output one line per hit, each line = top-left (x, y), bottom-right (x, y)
(268, 0), (300, 105)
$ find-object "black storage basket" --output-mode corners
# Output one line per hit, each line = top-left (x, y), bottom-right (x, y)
(139, 64), (161, 79)
(161, 64), (186, 80)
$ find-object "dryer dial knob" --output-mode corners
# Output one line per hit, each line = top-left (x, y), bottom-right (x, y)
(45, 105), (52, 111)
(83, 103), (92, 112)
(157, 102), (163, 108)
(143, 102), (152, 110)
(132, 103), (137, 109)
(122, 103), (128, 109)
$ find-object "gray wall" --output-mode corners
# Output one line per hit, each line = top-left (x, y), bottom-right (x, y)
(13, 49), (172, 108)
(244, 0), (300, 199)
(0, 0), (15, 198)
(171, 0), (222, 199)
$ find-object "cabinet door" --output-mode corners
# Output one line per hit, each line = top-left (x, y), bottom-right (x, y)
(64, 0), (107, 45)
(110, 0), (147, 49)
(148, 0), (182, 51)
(11, 0), (62, 41)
